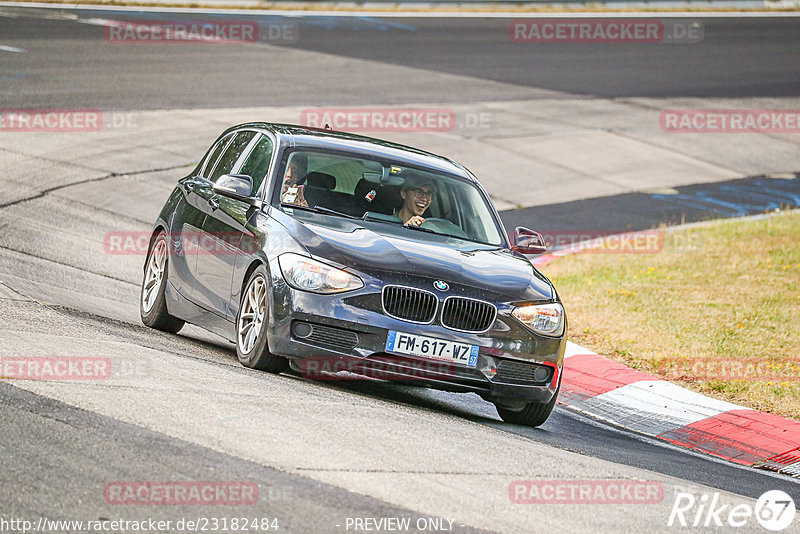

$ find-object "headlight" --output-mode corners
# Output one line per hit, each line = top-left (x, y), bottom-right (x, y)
(512, 303), (565, 336)
(278, 253), (364, 294)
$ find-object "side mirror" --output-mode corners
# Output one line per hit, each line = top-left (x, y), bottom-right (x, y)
(213, 174), (260, 206)
(512, 226), (548, 255)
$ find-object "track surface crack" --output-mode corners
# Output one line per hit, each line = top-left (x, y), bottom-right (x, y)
(0, 162), (192, 210)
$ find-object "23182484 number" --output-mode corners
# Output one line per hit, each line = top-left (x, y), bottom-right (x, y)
(194, 518), (279, 531)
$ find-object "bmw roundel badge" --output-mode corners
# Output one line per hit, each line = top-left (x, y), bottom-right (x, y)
(433, 280), (449, 291)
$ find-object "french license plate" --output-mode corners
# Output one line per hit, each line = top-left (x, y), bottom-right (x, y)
(385, 331), (478, 368)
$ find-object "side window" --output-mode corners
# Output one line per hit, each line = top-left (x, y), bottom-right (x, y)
(200, 134), (233, 179)
(238, 135), (274, 194)
(208, 131), (257, 183)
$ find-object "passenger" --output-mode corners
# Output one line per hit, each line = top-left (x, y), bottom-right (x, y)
(397, 176), (436, 227)
(281, 154), (308, 207)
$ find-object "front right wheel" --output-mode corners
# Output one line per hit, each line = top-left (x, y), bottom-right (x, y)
(235, 266), (288, 374)
(494, 389), (558, 428)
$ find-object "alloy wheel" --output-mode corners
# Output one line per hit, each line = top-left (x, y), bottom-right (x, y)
(238, 275), (267, 354)
(142, 238), (167, 313)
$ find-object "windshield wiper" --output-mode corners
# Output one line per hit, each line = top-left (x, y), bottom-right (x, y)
(281, 203), (359, 220)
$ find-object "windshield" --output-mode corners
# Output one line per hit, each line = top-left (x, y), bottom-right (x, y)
(276, 150), (505, 246)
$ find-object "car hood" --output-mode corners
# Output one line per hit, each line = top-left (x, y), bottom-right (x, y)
(282, 214), (554, 302)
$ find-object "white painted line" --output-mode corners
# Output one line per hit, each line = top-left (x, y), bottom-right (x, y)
(782, 461), (800, 477)
(77, 17), (119, 26)
(580, 380), (745, 432)
(1, 2), (800, 18)
(0, 44), (24, 53)
(564, 340), (596, 359)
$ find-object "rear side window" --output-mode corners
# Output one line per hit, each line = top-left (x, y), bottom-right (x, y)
(238, 135), (274, 194)
(208, 131), (257, 183)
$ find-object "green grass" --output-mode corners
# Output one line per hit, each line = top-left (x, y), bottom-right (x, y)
(543, 210), (800, 420)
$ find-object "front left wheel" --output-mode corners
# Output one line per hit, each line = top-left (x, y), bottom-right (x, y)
(140, 231), (184, 334)
(235, 266), (288, 374)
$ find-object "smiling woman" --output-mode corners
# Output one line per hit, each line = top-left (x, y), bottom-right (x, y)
(141, 122), (564, 427)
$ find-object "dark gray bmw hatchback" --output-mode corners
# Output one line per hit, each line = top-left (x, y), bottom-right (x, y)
(141, 123), (566, 426)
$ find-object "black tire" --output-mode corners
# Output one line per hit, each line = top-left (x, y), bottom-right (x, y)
(235, 266), (288, 374)
(140, 231), (184, 334)
(495, 389), (558, 427)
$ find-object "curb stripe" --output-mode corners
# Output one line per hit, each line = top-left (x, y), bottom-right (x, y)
(577, 381), (743, 435)
(658, 410), (800, 465)
(756, 448), (800, 478)
(564, 340), (594, 359)
(558, 348), (800, 470)
(561, 352), (660, 402)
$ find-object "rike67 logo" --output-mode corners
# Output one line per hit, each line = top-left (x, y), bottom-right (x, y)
(668, 490), (796, 531)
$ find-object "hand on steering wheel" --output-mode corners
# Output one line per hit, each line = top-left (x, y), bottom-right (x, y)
(405, 215), (425, 227)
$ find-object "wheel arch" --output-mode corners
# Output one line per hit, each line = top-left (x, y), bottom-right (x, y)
(143, 224), (169, 273)
(240, 258), (269, 297)
(234, 254), (289, 373)
(233, 255), (273, 319)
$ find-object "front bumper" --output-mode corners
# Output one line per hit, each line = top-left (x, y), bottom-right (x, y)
(266, 267), (565, 404)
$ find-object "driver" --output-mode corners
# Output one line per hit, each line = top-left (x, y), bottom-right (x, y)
(397, 175), (436, 227)
(281, 154), (308, 207)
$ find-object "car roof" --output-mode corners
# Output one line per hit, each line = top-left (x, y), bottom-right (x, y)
(229, 122), (475, 180)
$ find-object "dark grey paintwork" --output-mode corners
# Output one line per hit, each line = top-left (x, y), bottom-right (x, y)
(147, 123), (566, 406)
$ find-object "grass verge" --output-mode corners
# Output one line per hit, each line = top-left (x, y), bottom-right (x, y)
(542, 210), (800, 420)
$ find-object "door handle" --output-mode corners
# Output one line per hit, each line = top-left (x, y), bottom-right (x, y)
(208, 197), (220, 211)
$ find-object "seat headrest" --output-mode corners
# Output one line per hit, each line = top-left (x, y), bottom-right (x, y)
(304, 172), (336, 190)
(354, 178), (401, 214)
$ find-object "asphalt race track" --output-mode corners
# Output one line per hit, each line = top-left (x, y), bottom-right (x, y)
(1, 10), (800, 108)
(0, 6), (799, 533)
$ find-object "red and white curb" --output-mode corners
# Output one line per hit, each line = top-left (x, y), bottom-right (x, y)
(558, 341), (800, 477)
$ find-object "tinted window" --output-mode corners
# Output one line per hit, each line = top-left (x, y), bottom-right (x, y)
(238, 135), (274, 194)
(276, 150), (505, 246)
(208, 131), (257, 183)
